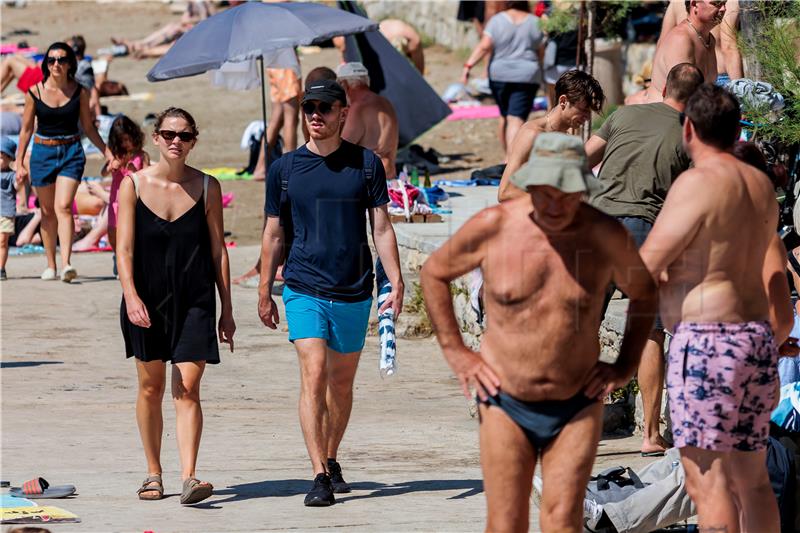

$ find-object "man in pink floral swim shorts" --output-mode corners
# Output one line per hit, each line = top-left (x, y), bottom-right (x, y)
(640, 83), (794, 533)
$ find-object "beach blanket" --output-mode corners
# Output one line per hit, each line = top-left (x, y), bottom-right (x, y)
(9, 244), (45, 256)
(203, 167), (253, 181)
(99, 92), (155, 103)
(1, 505), (80, 524)
(0, 495), (35, 508)
(446, 104), (500, 121)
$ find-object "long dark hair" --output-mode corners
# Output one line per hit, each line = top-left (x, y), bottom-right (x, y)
(108, 115), (145, 159)
(42, 42), (78, 82)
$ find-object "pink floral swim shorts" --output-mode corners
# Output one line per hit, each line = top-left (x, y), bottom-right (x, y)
(667, 321), (778, 452)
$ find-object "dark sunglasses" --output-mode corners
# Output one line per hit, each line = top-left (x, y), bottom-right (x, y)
(158, 129), (196, 142)
(46, 56), (70, 66)
(302, 101), (336, 116)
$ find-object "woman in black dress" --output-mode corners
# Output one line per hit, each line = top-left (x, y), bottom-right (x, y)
(117, 107), (235, 505)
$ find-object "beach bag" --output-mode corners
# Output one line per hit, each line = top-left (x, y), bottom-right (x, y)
(586, 466), (648, 506)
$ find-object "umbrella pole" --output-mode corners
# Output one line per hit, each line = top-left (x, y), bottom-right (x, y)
(259, 55), (269, 169)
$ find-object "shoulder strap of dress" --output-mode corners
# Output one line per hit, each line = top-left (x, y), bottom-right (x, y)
(203, 174), (209, 208)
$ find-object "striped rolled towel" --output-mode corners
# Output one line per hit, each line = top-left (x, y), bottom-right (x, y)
(376, 259), (397, 377)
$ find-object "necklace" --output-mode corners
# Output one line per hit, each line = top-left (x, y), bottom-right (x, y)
(686, 20), (711, 50)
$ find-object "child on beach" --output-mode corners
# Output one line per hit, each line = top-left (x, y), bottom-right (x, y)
(0, 137), (18, 280)
(105, 115), (149, 252)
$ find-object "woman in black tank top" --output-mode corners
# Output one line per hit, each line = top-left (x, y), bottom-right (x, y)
(116, 107), (235, 505)
(15, 42), (113, 283)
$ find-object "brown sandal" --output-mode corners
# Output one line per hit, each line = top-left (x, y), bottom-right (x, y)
(180, 477), (213, 505)
(137, 474), (163, 500)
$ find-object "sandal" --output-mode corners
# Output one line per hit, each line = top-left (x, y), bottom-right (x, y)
(137, 474), (163, 500)
(180, 477), (213, 505)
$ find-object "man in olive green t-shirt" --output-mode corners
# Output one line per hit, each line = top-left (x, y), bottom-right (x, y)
(584, 62), (704, 456)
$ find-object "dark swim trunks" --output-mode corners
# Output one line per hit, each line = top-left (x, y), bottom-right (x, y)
(481, 391), (599, 451)
(667, 321), (779, 452)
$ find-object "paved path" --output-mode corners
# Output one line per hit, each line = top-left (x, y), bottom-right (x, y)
(1, 248), (652, 532)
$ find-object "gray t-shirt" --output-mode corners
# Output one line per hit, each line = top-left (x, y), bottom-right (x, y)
(589, 103), (691, 224)
(0, 170), (16, 218)
(484, 12), (543, 84)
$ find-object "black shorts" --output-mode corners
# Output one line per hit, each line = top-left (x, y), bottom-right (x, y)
(489, 80), (538, 119)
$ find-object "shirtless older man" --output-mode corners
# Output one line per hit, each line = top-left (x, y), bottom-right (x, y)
(422, 133), (658, 532)
(640, 0), (726, 103)
(640, 84), (793, 532)
(338, 62), (399, 179)
(660, 0), (742, 82)
(497, 69), (604, 203)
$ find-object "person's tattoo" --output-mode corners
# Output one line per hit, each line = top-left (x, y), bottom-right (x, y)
(701, 526), (729, 533)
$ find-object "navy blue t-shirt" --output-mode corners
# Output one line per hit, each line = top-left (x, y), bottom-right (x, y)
(265, 141), (389, 302)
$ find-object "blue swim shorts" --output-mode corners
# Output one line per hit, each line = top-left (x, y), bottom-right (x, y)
(283, 285), (372, 353)
(29, 137), (86, 187)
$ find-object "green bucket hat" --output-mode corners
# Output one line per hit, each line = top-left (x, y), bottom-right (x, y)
(510, 132), (601, 194)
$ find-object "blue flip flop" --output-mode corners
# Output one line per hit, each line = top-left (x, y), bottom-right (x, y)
(9, 477), (76, 499)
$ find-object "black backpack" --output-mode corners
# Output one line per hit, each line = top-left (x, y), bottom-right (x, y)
(278, 147), (377, 256)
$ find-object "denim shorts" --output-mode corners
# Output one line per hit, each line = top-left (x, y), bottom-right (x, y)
(29, 136), (86, 187)
(283, 285), (372, 354)
(601, 216), (664, 331)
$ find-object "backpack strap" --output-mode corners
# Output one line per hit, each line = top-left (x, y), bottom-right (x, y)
(280, 152), (295, 192)
(363, 148), (375, 181)
(202, 174), (209, 209)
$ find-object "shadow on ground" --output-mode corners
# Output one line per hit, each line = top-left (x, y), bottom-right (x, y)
(1, 361), (64, 369)
(203, 478), (482, 507)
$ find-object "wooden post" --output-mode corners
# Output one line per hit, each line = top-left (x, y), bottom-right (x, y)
(576, 1), (586, 70)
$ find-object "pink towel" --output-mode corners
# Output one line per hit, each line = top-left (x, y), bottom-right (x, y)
(446, 105), (501, 121)
(222, 192), (234, 208)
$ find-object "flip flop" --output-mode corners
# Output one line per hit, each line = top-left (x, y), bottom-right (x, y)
(180, 477), (213, 505)
(10, 477), (76, 498)
(641, 450), (666, 457)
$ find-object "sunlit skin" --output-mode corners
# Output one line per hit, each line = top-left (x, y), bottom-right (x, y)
(528, 185), (583, 233)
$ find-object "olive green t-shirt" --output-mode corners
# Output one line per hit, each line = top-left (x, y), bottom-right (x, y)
(589, 102), (690, 224)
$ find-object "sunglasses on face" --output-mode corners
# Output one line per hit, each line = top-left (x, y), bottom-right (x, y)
(158, 130), (196, 142)
(302, 101), (336, 116)
(47, 56), (70, 66)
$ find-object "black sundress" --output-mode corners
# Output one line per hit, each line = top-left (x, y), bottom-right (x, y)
(120, 174), (220, 364)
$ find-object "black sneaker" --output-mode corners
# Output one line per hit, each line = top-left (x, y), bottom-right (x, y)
(304, 473), (335, 507)
(327, 458), (351, 494)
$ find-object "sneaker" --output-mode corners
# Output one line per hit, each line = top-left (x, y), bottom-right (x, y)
(327, 459), (351, 494)
(61, 264), (77, 283)
(304, 473), (335, 507)
(0, 268), (6, 281)
(531, 475), (542, 508)
(583, 496), (605, 530)
(41, 267), (57, 281)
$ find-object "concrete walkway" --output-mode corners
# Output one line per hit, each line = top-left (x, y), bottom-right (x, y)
(0, 246), (654, 532)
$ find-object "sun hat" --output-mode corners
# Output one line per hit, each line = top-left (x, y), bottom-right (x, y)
(510, 132), (600, 194)
(0, 137), (16, 160)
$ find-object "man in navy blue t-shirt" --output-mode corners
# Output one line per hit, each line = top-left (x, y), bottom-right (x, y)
(258, 79), (404, 507)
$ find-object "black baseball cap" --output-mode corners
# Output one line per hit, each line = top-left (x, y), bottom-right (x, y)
(302, 79), (347, 106)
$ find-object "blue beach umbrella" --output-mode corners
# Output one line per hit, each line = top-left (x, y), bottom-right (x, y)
(146, 2), (378, 160)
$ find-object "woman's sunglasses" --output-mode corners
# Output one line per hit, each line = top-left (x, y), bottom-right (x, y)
(158, 130), (196, 142)
(46, 56), (70, 66)
(301, 101), (336, 116)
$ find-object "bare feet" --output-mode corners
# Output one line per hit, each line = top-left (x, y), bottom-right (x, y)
(641, 434), (671, 455)
(72, 236), (101, 252)
(251, 171), (266, 181)
(233, 267), (258, 285)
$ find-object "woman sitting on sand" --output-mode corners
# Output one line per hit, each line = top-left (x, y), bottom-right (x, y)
(117, 107), (235, 505)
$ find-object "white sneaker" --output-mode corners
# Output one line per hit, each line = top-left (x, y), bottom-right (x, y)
(531, 475), (543, 507)
(41, 267), (57, 281)
(583, 496), (604, 528)
(61, 265), (77, 283)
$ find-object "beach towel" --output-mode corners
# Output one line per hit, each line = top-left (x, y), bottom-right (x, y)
(446, 104), (500, 121)
(375, 260), (397, 377)
(0, 495), (35, 508)
(203, 167), (253, 181)
(9, 244), (45, 256)
(0, 505), (80, 524)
